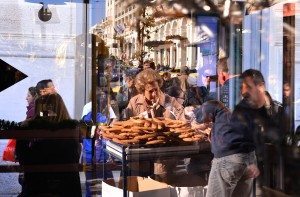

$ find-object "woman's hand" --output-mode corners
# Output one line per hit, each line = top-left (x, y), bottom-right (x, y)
(245, 164), (260, 179)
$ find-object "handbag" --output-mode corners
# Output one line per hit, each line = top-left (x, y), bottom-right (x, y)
(2, 139), (16, 162)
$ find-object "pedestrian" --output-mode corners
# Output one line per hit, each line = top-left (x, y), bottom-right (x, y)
(203, 69), (283, 197)
(161, 72), (173, 93)
(206, 57), (240, 109)
(17, 93), (81, 196)
(25, 87), (38, 120)
(34, 79), (70, 121)
(142, 60), (155, 70)
(116, 74), (138, 120)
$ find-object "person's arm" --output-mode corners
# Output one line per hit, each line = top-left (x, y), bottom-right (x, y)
(166, 96), (185, 120)
(123, 98), (135, 120)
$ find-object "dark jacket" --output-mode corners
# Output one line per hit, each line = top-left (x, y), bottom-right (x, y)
(201, 92), (283, 158)
(34, 93), (70, 122)
(196, 100), (234, 158)
(221, 93), (283, 159)
(17, 94), (81, 196)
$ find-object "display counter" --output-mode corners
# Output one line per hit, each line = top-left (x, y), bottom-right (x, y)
(105, 140), (211, 197)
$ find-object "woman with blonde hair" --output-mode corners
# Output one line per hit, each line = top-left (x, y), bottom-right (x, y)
(125, 68), (184, 120)
(124, 69), (184, 179)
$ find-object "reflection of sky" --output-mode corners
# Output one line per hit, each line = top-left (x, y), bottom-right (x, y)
(195, 16), (218, 88)
(197, 56), (217, 87)
(0, 37), (74, 58)
(25, 0), (82, 4)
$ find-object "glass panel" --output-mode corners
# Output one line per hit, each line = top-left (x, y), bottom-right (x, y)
(1, 0), (300, 196)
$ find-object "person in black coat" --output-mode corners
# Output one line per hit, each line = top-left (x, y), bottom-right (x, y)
(16, 91), (81, 196)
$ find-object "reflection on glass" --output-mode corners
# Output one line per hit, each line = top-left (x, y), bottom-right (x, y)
(112, 170), (121, 187)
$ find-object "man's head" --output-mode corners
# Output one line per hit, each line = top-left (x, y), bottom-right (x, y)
(217, 58), (229, 85)
(217, 58), (229, 73)
(180, 66), (190, 75)
(283, 82), (291, 98)
(36, 79), (55, 96)
(162, 72), (171, 81)
(125, 75), (135, 88)
(143, 60), (155, 70)
(240, 69), (266, 109)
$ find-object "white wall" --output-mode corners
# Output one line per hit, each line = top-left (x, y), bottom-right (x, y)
(0, 1), (88, 121)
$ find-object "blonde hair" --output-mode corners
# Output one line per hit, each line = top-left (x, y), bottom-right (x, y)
(135, 69), (163, 93)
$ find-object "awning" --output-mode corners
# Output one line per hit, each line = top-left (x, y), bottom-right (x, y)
(166, 35), (188, 40)
(144, 40), (173, 47)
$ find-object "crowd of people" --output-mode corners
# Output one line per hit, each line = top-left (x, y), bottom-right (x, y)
(112, 59), (287, 196)
(12, 57), (293, 196)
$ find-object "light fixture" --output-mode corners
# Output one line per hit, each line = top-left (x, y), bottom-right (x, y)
(38, 2), (52, 22)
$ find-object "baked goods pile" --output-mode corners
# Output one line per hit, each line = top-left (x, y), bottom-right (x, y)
(98, 117), (210, 146)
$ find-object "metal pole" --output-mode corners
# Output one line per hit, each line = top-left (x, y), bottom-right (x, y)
(91, 34), (97, 166)
(122, 146), (128, 197)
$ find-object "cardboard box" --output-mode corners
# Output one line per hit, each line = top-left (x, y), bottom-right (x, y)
(102, 176), (170, 197)
(155, 174), (208, 197)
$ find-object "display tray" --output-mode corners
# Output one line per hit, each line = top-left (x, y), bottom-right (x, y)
(106, 140), (210, 161)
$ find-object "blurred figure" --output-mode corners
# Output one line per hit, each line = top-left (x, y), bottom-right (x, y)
(184, 76), (203, 107)
(35, 79), (49, 96)
(177, 66), (190, 94)
(17, 93), (80, 196)
(161, 72), (173, 93)
(117, 74), (138, 120)
(207, 58), (240, 109)
(204, 69), (283, 197)
(283, 82), (294, 133)
(35, 79), (56, 96)
(15, 87), (38, 186)
(283, 82), (291, 99)
(82, 87), (117, 125)
(81, 87), (116, 164)
(34, 79), (70, 121)
(25, 87), (37, 120)
(142, 60), (156, 71)
(165, 76), (184, 104)
(166, 66), (190, 105)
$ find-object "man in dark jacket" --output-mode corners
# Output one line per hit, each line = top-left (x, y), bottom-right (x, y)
(202, 69), (283, 197)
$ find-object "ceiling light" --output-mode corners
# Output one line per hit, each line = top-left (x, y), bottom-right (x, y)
(38, 3), (52, 22)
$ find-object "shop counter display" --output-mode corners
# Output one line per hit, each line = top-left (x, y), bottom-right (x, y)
(99, 117), (210, 146)
(98, 117), (212, 197)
